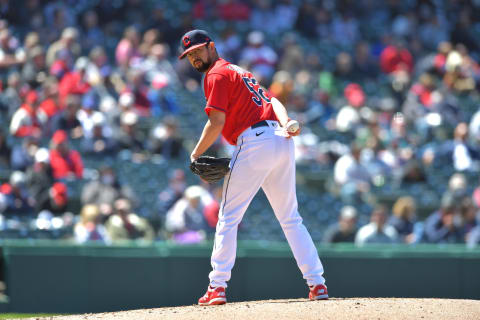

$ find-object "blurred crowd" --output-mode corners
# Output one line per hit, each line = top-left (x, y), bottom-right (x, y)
(0, 0), (479, 247)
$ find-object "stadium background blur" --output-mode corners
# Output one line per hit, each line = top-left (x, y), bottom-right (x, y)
(0, 0), (479, 252)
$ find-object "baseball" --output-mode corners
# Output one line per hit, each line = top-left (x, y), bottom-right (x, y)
(286, 120), (300, 133)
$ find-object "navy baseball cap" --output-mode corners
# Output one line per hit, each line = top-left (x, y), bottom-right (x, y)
(178, 29), (212, 59)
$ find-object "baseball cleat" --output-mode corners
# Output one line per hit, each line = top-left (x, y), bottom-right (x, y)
(198, 286), (227, 306)
(309, 284), (329, 300)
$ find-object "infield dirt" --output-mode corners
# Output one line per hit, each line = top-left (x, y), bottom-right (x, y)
(25, 298), (480, 320)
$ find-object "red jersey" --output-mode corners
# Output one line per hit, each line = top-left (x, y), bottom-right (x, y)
(49, 149), (84, 179)
(203, 58), (277, 145)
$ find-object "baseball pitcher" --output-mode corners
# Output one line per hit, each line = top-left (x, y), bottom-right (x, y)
(180, 30), (328, 305)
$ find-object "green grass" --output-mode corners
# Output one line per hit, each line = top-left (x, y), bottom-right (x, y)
(0, 314), (59, 319)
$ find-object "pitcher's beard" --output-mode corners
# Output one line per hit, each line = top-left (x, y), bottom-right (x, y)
(195, 59), (212, 72)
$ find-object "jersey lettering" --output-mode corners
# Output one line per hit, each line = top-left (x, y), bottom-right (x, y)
(242, 76), (271, 106)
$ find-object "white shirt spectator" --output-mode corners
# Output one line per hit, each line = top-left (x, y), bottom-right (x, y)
(334, 153), (371, 186)
(9, 106), (47, 136)
(453, 142), (473, 171)
(355, 222), (398, 246)
(77, 110), (112, 139)
(165, 186), (210, 234)
(240, 31), (278, 80)
(468, 110), (480, 145)
(335, 105), (360, 132)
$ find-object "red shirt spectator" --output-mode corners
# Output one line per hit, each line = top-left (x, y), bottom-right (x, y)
(203, 199), (219, 228)
(58, 60), (90, 107)
(217, 0), (250, 21)
(380, 45), (413, 74)
(39, 98), (60, 118)
(9, 90), (47, 138)
(49, 130), (83, 179)
(124, 69), (151, 116)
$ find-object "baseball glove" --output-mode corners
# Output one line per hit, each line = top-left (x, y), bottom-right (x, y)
(190, 156), (231, 183)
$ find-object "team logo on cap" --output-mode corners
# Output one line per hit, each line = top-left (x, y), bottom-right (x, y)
(183, 36), (191, 47)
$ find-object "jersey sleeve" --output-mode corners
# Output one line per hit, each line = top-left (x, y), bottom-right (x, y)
(204, 73), (229, 115)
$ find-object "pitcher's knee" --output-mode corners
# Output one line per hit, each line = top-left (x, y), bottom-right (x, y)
(279, 215), (303, 230)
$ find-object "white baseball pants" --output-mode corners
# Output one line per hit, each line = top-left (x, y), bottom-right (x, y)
(209, 120), (326, 288)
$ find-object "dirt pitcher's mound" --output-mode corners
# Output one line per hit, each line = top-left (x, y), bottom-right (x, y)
(35, 298), (480, 320)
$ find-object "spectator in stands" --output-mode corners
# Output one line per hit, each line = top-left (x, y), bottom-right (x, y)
(323, 206), (358, 244)
(21, 45), (47, 89)
(81, 166), (136, 220)
(103, 92), (132, 126)
(0, 72), (22, 120)
(331, 10), (359, 47)
(240, 31), (277, 82)
(74, 204), (109, 244)
(335, 83), (365, 133)
(388, 196), (417, 244)
(46, 27), (80, 68)
(0, 130), (11, 168)
(165, 185), (208, 244)
(249, 0), (277, 35)
(25, 148), (54, 200)
(424, 194), (465, 243)
(0, 171), (34, 217)
(214, 27), (242, 63)
(468, 106), (480, 147)
(334, 142), (372, 204)
(419, 15), (449, 52)
(333, 52), (356, 85)
(426, 123), (480, 172)
(58, 57), (91, 107)
(448, 173), (468, 200)
(148, 117), (184, 159)
(105, 198), (154, 243)
(294, 2), (318, 38)
(274, 0), (299, 34)
(451, 122), (479, 172)
(0, 28), (26, 69)
(141, 43), (180, 87)
(443, 46), (478, 94)
(124, 69), (151, 116)
(35, 182), (68, 216)
(192, 0), (217, 20)
(9, 90), (47, 138)
(53, 94), (83, 139)
(81, 10), (105, 53)
(115, 25), (141, 69)
(138, 28), (159, 58)
(38, 77), (61, 125)
(115, 110), (145, 153)
(355, 205), (398, 246)
(217, 0), (251, 21)
(10, 137), (38, 171)
(353, 41), (379, 79)
(147, 73), (179, 117)
(157, 169), (187, 218)
(380, 39), (413, 75)
(80, 112), (117, 156)
(86, 46), (112, 90)
(467, 225), (480, 248)
(269, 70), (294, 105)
(399, 159), (427, 185)
(76, 92), (101, 138)
(49, 129), (83, 180)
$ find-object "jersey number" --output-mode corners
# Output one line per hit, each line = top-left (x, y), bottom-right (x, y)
(242, 77), (270, 106)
